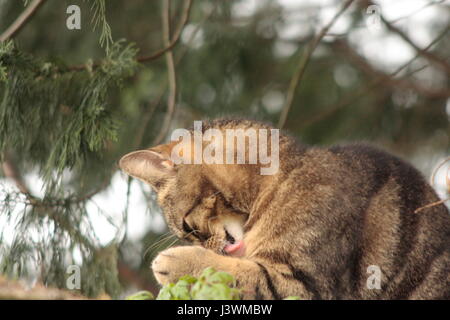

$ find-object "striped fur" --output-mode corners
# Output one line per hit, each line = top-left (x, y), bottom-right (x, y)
(120, 119), (450, 299)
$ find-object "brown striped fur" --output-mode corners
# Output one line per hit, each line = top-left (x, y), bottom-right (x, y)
(119, 119), (450, 299)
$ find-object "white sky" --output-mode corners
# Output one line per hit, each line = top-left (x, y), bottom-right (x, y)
(1, 0), (449, 249)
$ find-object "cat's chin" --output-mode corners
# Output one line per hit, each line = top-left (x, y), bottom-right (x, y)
(224, 240), (246, 257)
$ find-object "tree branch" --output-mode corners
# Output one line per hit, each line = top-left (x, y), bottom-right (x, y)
(364, 0), (450, 75)
(332, 39), (450, 98)
(278, 0), (355, 129)
(132, 2), (217, 150)
(68, 0), (193, 72)
(137, 0), (192, 63)
(151, 0), (178, 146)
(300, 24), (450, 128)
(0, 0), (47, 42)
(1, 153), (32, 196)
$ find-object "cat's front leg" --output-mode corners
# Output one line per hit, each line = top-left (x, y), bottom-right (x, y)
(152, 246), (217, 285)
(152, 246), (262, 299)
(152, 246), (314, 300)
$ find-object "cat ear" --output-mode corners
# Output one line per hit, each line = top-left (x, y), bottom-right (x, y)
(119, 148), (175, 188)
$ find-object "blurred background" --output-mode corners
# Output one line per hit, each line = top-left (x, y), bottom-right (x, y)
(0, 0), (449, 298)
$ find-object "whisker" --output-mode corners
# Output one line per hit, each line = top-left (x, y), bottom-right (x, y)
(181, 230), (197, 240)
(165, 236), (181, 249)
(144, 232), (176, 258)
(149, 232), (174, 248)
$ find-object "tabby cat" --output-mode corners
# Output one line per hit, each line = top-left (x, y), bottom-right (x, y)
(119, 119), (450, 299)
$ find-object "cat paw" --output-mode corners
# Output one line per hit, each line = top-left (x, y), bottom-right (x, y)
(152, 246), (210, 285)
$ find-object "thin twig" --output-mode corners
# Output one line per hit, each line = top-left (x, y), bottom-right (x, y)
(137, 0), (193, 63)
(1, 153), (32, 197)
(0, 0), (47, 42)
(1, 154), (97, 251)
(151, 0), (178, 146)
(389, 0), (447, 24)
(278, 0), (355, 129)
(332, 39), (450, 98)
(132, 2), (217, 150)
(300, 24), (450, 128)
(68, 0), (193, 72)
(414, 197), (450, 214)
(364, 0), (450, 75)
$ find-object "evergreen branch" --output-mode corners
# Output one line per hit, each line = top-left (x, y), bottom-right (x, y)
(89, 0), (113, 54)
(1, 155), (98, 251)
(152, 0), (178, 146)
(0, 40), (138, 185)
(277, 0), (355, 129)
(0, 0), (47, 42)
(68, 0), (193, 72)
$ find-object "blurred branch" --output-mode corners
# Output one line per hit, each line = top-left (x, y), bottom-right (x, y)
(300, 65), (427, 128)
(0, 0), (47, 42)
(2, 152), (110, 205)
(69, 0), (192, 72)
(1, 153), (106, 251)
(117, 259), (159, 295)
(364, 0), (450, 75)
(389, 0), (447, 24)
(278, 0), (355, 129)
(1, 153), (32, 196)
(133, 3), (217, 150)
(301, 25), (450, 128)
(151, 0), (178, 146)
(0, 275), (90, 300)
(137, 0), (192, 63)
(332, 39), (450, 98)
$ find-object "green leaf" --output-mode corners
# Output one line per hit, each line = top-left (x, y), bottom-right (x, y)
(125, 290), (154, 300)
(178, 274), (197, 284)
(156, 283), (175, 300)
(208, 271), (235, 285)
(153, 267), (241, 300)
(199, 266), (216, 280)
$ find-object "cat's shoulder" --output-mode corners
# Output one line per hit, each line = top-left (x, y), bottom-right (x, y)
(319, 142), (425, 182)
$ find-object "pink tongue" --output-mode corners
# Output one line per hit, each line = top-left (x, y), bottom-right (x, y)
(224, 240), (245, 256)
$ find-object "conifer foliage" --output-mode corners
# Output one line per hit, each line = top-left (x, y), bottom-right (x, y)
(0, 1), (138, 298)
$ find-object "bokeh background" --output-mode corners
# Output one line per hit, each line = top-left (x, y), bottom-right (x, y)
(0, 0), (449, 298)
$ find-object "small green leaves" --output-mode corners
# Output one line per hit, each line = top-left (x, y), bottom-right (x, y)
(153, 267), (241, 300)
(126, 290), (155, 300)
(126, 267), (301, 300)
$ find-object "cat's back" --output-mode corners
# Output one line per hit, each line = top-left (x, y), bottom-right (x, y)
(315, 143), (450, 299)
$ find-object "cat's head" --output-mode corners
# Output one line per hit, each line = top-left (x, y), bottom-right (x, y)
(119, 143), (248, 256)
